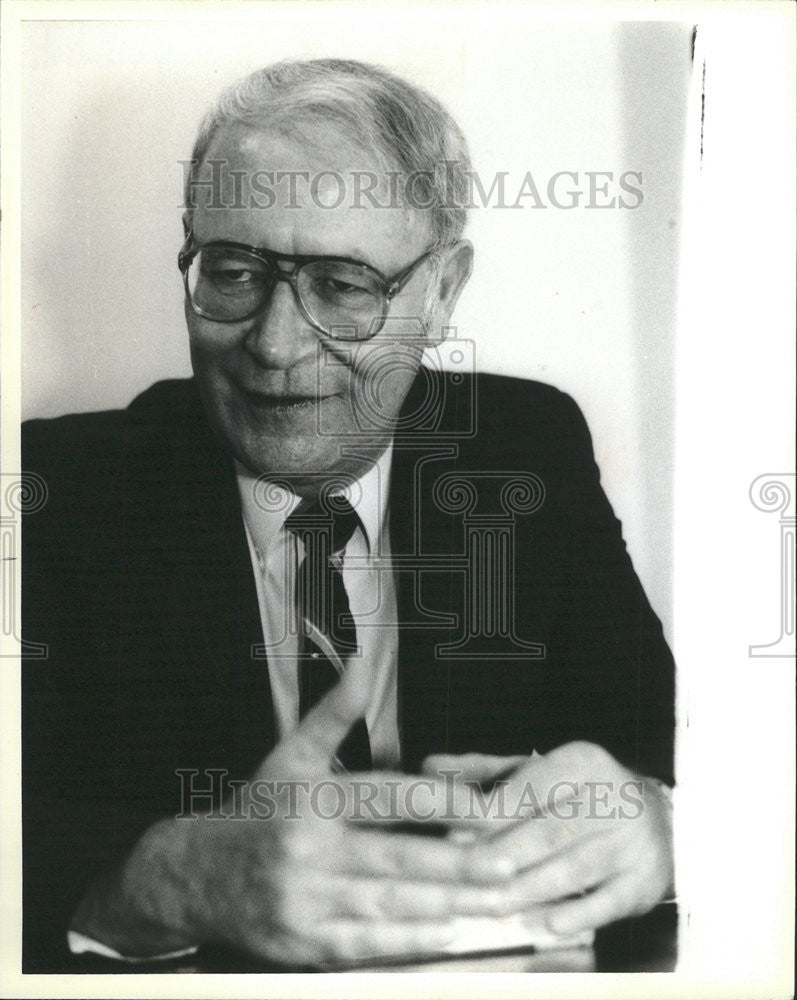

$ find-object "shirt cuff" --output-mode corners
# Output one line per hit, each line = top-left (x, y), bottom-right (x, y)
(67, 929), (199, 962)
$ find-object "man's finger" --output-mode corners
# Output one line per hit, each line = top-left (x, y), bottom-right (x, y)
(341, 769), (488, 831)
(310, 917), (459, 965)
(319, 871), (509, 920)
(335, 825), (515, 885)
(519, 741), (630, 795)
(421, 753), (529, 784)
(502, 830), (624, 904)
(441, 743), (627, 822)
(257, 664), (371, 779)
(541, 872), (641, 935)
(425, 744), (621, 792)
(465, 796), (618, 870)
(417, 743), (631, 837)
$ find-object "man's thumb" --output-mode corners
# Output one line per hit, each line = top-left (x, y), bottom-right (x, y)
(255, 657), (369, 780)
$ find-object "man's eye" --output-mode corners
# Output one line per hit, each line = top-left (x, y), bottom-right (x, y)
(201, 264), (262, 285)
(319, 278), (371, 298)
(216, 268), (256, 283)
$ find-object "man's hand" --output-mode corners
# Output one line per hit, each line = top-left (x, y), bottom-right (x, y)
(167, 698), (514, 965)
(71, 660), (515, 966)
(422, 742), (674, 936)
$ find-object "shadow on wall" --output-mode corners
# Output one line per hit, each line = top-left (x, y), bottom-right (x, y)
(618, 20), (693, 638)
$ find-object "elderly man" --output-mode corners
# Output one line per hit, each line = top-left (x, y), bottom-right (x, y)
(22, 58), (674, 970)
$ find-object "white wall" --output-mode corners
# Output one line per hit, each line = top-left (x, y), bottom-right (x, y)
(20, 13), (692, 637)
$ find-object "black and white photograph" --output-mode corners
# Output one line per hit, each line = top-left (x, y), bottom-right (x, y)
(1, 1), (793, 996)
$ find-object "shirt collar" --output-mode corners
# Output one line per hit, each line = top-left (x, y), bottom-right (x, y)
(235, 443), (393, 558)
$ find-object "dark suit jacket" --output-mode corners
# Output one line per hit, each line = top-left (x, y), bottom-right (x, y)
(21, 371), (674, 970)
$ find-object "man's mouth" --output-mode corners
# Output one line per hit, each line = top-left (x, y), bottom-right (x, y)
(242, 389), (337, 412)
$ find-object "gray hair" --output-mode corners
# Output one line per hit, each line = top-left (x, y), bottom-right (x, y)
(184, 58), (471, 246)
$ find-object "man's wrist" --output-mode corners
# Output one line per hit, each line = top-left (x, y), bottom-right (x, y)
(645, 776), (674, 807)
(69, 818), (199, 959)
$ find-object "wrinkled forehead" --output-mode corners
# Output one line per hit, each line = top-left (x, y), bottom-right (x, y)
(189, 121), (431, 263)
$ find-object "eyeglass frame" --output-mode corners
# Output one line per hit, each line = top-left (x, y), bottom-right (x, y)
(178, 231), (439, 340)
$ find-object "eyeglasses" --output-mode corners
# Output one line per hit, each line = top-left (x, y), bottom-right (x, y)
(178, 233), (437, 341)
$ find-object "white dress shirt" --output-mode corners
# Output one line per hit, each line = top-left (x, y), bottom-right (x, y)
(235, 445), (401, 769)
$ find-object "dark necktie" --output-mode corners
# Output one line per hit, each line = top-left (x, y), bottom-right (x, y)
(285, 496), (372, 772)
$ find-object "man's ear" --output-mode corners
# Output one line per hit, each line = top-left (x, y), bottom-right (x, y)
(426, 240), (474, 345)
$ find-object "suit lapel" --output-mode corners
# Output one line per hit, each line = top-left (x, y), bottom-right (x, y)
(391, 370), (544, 771)
(391, 441), (454, 772)
(391, 371), (471, 772)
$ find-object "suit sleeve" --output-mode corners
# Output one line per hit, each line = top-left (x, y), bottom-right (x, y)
(532, 389), (675, 785)
(21, 398), (270, 970)
(21, 416), (170, 970)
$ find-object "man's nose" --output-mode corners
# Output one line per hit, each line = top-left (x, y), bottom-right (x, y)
(243, 279), (318, 369)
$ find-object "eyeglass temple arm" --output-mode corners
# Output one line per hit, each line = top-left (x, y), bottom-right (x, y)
(385, 248), (439, 300)
(177, 231), (196, 272)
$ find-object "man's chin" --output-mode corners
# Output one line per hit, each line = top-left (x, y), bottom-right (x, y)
(231, 437), (382, 494)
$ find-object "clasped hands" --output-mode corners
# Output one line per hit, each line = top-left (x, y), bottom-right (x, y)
(113, 657), (673, 966)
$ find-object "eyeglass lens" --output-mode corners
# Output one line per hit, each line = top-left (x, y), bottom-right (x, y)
(185, 247), (387, 339)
